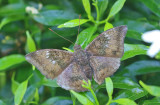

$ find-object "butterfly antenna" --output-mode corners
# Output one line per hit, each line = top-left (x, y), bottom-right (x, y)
(48, 28), (74, 44)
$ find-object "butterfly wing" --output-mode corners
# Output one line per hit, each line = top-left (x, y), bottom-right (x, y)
(85, 25), (127, 57)
(25, 49), (73, 79)
(57, 61), (88, 92)
(85, 26), (127, 84)
(90, 56), (120, 84)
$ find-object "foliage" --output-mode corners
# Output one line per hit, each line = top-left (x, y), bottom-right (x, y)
(0, 0), (160, 105)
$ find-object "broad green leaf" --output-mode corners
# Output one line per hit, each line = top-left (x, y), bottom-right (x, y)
(121, 44), (148, 61)
(33, 10), (78, 26)
(58, 19), (89, 28)
(82, 0), (93, 20)
(115, 20), (155, 33)
(41, 96), (71, 105)
(112, 76), (140, 89)
(14, 80), (28, 105)
(0, 3), (25, 16)
(104, 22), (113, 31)
(70, 90), (94, 105)
(76, 26), (97, 49)
(96, 76), (140, 90)
(119, 60), (160, 76)
(126, 30), (142, 41)
(70, 92), (76, 105)
(26, 31), (36, 53)
(108, 0), (126, 19)
(139, 81), (160, 97)
(0, 54), (25, 71)
(140, 0), (160, 17)
(105, 77), (113, 99)
(98, 0), (108, 17)
(0, 100), (6, 105)
(83, 92), (96, 104)
(143, 97), (160, 105)
(11, 72), (20, 95)
(41, 78), (59, 87)
(8, 0), (22, 3)
(114, 87), (147, 100)
(23, 85), (36, 104)
(0, 72), (6, 89)
(113, 98), (137, 105)
(0, 16), (24, 29)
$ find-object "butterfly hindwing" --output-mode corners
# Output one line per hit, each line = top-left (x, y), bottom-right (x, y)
(57, 61), (88, 92)
(25, 49), (73, 79)
(90, 56), (120, 84)
(85, 26), (127, 57)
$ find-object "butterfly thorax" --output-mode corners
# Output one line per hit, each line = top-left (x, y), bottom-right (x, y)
(73, 44), (89, 65)
(73, 44), (93, 79)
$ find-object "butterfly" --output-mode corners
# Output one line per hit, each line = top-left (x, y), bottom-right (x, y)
(25, 25), (127, 92)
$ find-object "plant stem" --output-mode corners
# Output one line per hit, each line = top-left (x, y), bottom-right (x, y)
(92, 0), (100, 21)
(89, 87), (99, 105)
(106, 97), (112, 105)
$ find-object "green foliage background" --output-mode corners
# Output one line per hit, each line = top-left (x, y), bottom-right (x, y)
(0, 0), (160, 105)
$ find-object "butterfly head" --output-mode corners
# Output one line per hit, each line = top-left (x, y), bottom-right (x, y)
(74, 44), (82, 51)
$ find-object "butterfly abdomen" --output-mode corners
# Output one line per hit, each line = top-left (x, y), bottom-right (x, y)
(73, 44), (93, 79)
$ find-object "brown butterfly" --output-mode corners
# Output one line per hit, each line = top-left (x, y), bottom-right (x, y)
(25, 25), (127, 92)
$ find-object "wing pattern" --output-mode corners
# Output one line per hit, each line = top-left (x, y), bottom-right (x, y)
(25, 49), (73, 79)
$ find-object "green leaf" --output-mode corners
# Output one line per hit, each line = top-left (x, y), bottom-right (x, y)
(82, 0), (93, 20)
(114, 87), (147, 100)
(33, 10), (78, 26)
(119, 60), (160, 76)
(0, 3), (25, 16)
(104, 22), (113, 31)
(0, 72), (6, 89)
(105, 77), (113, 99)
(34, 88), (39, 103)
(11, 72), (20, 95)
(26, 31), (36, 53)
(139, 81), (160, 97)
(76, 26), (97, 49)
(0, 54), (25, 71)
(107, 0), (126, 19)
(70, 90), (94, 105)
(143, 97), (160, 105)
(23, 85), (36, 104)
(0, 15), (24, 29)
(113, 98), (137, 105)
(126, 30), (142, 41)
(62, 47), (74, 52)
(112, 76), (140, 89)
(121, 44), (148, 61)
(41, 96), (71, 105)
(98, 0), (108, 17)
(140, 0), (160, 17)
(41, 78), (59, 87)
(58, 19), (89, 28)
(14, 80), (28, 105)
(0, 100), (6, 105)
(70, 92), (76, 105)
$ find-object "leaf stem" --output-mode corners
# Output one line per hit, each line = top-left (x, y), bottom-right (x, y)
(92, 0), (100, 21)
(89, 87), (99, 105)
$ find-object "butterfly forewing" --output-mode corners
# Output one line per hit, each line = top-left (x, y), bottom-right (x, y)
(85, 26), (127, 57)
(57, 61), (88, 92)
(25, 49), (73, 79)
(85, 26), (127, 84)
